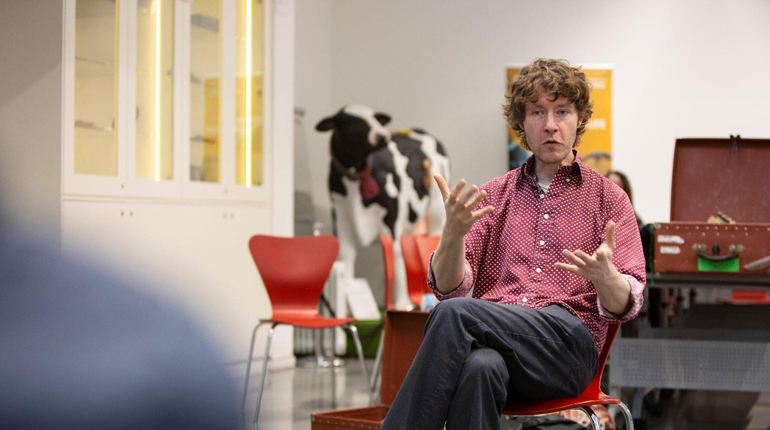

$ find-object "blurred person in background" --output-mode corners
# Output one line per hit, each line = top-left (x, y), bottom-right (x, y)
(0, 211), (243, 430)
(607, 170), (642, 227)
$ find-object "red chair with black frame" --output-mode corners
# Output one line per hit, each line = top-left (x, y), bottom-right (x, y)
(501, 322), (634, 430)
(241, 235), (374, 429)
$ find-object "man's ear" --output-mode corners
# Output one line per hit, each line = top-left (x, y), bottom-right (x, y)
(374, 113), (391, 126)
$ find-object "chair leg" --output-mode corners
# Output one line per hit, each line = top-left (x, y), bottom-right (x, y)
(346, 324), (375, 405)
(253, 324), (278, 430)
(369, 332), (385, 399)
(580, 406), (602, 430)
(617, 401), (635, 430)
(241, 322), (268, 416)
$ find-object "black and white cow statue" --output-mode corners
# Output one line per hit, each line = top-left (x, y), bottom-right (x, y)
(316, 104), (450, 310)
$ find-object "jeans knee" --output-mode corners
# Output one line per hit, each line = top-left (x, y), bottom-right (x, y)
(432, 297), (474, 319)
(464, 348), (506, 380)
(460, 348), (509, 400)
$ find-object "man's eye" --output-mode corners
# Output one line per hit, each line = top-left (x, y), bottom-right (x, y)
(558, 110), (569, 115)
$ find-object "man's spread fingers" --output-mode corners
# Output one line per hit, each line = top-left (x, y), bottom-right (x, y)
(434, 174), (450, 199)
(461, 185), (479, 204)
(573, 249), (594, 263)
(554, 262), (577, 273)
(467, 189), (487, 210)
(449, 179), (466, 202)
(563, 250), (587, 267)
(471, 205), (494, 221)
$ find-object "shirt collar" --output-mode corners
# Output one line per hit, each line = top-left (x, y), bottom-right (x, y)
(518, 149), (586, 186)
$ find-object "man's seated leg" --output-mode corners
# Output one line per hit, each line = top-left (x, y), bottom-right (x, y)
(382, 298), (598, 430)
(446, 347), (509, 430)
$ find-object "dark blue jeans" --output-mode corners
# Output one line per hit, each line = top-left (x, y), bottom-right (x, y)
(380, 298), (598, 430)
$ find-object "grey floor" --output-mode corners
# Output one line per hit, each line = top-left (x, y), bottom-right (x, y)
(241, 356), (770, 430)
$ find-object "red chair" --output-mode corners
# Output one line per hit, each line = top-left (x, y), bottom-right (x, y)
(501, 322), (634, 429)
(370, 235), (398, 397)
(380, 234), (396, 311)
(400, 234), (434, 308)
(414, 234), (441, 280)
(241, 235), (374, 429)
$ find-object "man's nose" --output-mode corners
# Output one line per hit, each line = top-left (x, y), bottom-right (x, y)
(544, 112), (558, 133)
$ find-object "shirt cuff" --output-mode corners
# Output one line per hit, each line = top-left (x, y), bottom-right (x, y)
(427, 252), (474, 300)
(597, 273), (645, 322)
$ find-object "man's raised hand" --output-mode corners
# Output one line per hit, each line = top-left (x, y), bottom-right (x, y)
(554, 220), (621, 284)
(434, 174), (494, 240)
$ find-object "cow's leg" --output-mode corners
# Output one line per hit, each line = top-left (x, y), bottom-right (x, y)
(332, 195), (358, 284)
(390, 236), (415, 310)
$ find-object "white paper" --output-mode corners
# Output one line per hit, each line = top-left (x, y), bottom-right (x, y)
(344, 278), (382, 320)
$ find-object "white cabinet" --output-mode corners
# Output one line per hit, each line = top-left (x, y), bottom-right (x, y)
(58, 0), (295, 369)
(61, 199), (293, 364)
(62, 0), (271, 202)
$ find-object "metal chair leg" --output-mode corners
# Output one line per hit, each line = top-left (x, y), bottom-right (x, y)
(253, 323), (278, 430)
(346, 324), (375, 405)
(241, 322), (268, 417)
(617, 401), (635, 430)
(581, 406), (602, 430)
(369, 332), (385, 399)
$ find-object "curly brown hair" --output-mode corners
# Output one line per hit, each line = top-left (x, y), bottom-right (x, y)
(503, 58), (593, 151)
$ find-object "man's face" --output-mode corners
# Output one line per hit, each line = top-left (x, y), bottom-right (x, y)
(521, 92), (580, 167)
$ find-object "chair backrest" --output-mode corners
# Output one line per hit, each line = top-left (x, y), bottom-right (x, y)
(583, 322), (621, 397)
(400, 235), (430, 307)
(414, 235), (440, 277)
(248, 235), (339, 316)
(379, 235), (396, 310)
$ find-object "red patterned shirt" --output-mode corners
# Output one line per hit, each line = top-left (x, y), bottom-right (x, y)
(428, 152), (646, 353)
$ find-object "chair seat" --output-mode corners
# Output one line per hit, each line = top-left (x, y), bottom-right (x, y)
(262, 314), (356, 329)
(503, 392), (620, 415)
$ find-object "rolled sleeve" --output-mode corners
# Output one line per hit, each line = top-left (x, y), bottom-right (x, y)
(597, 273), (646, 322)
(597, 188), (647, 322)
(427, 252), (474, 300)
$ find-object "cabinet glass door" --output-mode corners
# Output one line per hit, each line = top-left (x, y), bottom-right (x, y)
(135, 0), (175, 181)
(189, 0), (222, 184)
(74, 0), (119, 176)
(235, 0), (265, 188)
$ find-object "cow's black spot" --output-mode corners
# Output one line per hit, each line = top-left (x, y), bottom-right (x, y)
(393, 134), (428, 199)
(436, 140), (448, 157)
(329, 170), (346, 196)
(408, 204), (418, 223)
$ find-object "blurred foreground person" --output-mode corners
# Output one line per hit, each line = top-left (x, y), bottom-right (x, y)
(0, 221), (242, 430)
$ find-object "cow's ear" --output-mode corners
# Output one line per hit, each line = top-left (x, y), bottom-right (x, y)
(374, 113), (391, 126)
(315, 116), (337, 132)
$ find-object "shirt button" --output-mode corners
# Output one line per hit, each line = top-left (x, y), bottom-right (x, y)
(539, 193), (545, 199)
(522, 297), (528, 303)
(566, 178), (571, 182)
(543, 214), (549, 220)
(539, 240), (545, 246)
(535, 267), (542, 273)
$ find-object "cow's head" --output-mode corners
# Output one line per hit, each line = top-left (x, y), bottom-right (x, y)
(316, 104), (392, 169)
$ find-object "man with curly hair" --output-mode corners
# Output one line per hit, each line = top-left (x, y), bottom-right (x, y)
(381, 58), (645, 430)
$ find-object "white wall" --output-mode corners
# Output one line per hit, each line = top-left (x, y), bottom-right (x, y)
(296, 0), (770, 228)
(0, 0), (63, 245)
(295, 0), (335, 234)
(272, 0), (296, 237)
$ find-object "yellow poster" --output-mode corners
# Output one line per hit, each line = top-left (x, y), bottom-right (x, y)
(506, 66), (613, 175)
